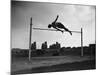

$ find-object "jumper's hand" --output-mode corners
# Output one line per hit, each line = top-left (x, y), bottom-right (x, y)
(53, 15), (59, 23)
(61, 31), (64, 33)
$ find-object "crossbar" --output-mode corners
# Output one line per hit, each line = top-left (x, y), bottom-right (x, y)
(33, 28), (81, 33)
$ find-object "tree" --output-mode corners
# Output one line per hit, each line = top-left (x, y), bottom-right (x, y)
(56, 42), (61, 49)
(31, 42), (36, 50)
(49, 42), (61, 49)
(41, 41), (48, 49)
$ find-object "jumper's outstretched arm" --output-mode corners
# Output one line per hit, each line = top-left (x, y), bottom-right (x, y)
(53, 15), (59, 23)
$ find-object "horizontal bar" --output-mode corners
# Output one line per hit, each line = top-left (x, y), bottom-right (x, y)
(71, 31), (81, 33)
(33, 28), (81, 33)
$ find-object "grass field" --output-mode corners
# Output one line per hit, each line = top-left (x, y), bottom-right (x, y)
(11, 55), (95, 75)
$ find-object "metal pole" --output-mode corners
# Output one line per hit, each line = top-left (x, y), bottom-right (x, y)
(29, 17), (32, 61)
(81, 28), (83, 56)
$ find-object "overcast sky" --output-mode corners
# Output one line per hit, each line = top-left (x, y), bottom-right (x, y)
(11, 1), (96, 49)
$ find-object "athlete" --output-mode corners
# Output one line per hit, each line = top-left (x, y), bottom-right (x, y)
(48, 15), (72, 35)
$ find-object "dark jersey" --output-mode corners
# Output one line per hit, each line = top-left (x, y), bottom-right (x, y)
(52, 22), (65, 29)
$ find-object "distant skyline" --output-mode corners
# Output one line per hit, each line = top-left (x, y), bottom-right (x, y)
(11, 1), (96, 49)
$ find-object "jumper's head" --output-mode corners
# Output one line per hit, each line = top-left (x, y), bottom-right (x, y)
(48, 24), (52, 28)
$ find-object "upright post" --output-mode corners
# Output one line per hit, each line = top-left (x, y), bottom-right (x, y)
(29, 17), (32, 61)
(81, 28), (83, 56)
